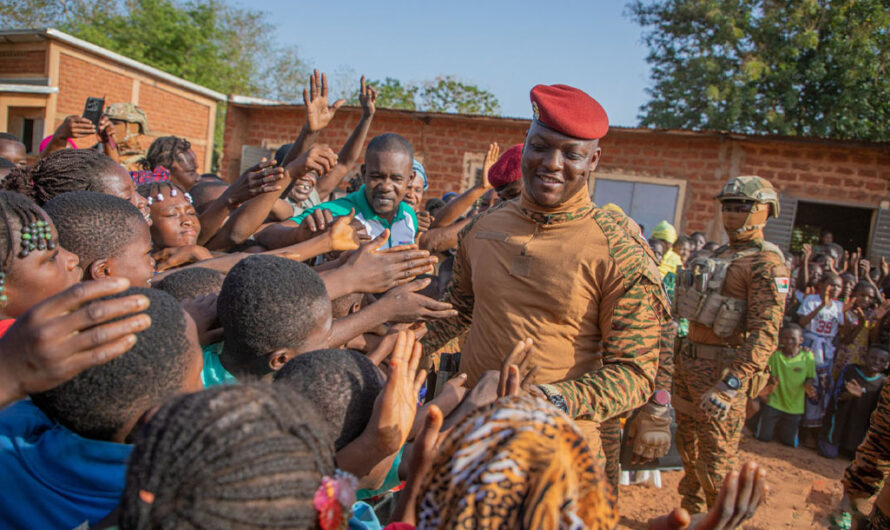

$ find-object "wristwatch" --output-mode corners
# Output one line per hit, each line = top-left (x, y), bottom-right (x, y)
(537, 384), (569, 414)
(723, 374), (742, 391)
(651, 389), (671, 407)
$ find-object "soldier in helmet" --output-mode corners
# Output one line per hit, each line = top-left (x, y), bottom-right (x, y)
(103, 103), (150, 171)
(668, 176), (789, 513)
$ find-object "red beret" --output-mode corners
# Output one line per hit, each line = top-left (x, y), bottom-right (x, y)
(487, 144), (523, 188)
(529, 84), (609, 140)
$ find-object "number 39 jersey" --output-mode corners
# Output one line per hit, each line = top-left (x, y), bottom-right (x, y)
(797, 294), (844, 337)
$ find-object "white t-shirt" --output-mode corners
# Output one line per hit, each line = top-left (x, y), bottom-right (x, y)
(797, 294), (844, 338)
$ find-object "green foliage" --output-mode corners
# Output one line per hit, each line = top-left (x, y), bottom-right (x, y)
(629, 0), (890, 141)
(366, 77), (419, 111)
(420, 75), (501, 116)
(790, 224), (822, 254)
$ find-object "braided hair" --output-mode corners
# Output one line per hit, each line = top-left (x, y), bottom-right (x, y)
(136, 181), (190, 204)
(121, 384), (335, 529)
(142, 136), (191, 171)
(2, 149), (121, 205)
(0, 191), (56, 275)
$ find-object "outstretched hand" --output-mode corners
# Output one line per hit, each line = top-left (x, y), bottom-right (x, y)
(377, 278), (457, 323)
(303, 69), (345, 132)
(481, 142), (500, 190)
(359, 76), (377, 117)
(227, 158), (286, 207)
(366, 330), (427, 456)
(0, 278), (151, 406)
(649, 462), (767, 529)
(498, 337), (539, 397)
(343, 230), (438, 292)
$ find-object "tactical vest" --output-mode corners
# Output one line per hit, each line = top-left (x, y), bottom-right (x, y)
(674, 241), (784, 338)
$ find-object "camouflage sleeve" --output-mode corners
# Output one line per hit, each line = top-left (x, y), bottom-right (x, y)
(654, 322), (677, 392)
(843, 381), (890, 498)
(421, 220), (476, 366)
(729, 256), (788, 385)
(552, 209), (670, 422)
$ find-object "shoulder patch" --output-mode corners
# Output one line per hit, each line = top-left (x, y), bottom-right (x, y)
(775, 277), (790, 294)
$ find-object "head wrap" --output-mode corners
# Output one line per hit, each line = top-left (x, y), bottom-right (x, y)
(651, 220), (678, 245)
(416, 395), (617, 529)
(38, 135), (77, 153)
(412, 159), (428, 190)
(488, 144), (523, 188)
(529, 84), (609, 140)
(131, 166), (171, 186)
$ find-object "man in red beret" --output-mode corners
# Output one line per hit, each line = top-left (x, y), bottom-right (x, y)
(423, 84), (670, 480)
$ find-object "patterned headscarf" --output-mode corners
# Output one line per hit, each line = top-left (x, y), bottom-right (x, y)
(416, 395), (617, 529)
(130, 165), (171, 186)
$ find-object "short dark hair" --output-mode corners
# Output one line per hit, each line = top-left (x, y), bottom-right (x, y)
(0, 158), (15, 169)
(44, 191), (144, 268)
(0, 132), (23, 143)
(121, 384), (333, 528)
(142, 136), (191, 170)
(2, 149), (121, 205)
(188, 180), (227, 213)
(780, 322), (802, 335)
(674, 235), (691, 247)
(218, 256), (330, 373)
(29, 288), (194, 441)
(366, 133), (414, 161)
(153, 267), (226, 301)
(275, 349), (384, 450)
(274, 143), (293, 166)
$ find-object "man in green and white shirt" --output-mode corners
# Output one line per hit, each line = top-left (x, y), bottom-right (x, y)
(256, 133), (419, 250)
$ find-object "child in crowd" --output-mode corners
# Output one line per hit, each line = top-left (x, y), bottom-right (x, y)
(0, 191), (82, 326)
(44, 191), (155, 287)
(2, 148), (149, 220)
(151, 266), (225, 301)
(0, 287), (202, 528)
(798, 271), (845, 445)
(820, 346), (889, 459)
(673, 234), (693, 267)
(138, 181), (213, 270)
(142, 136), (201, 191)
(834, 281), (885, 379)
(755, 324), (817, 447)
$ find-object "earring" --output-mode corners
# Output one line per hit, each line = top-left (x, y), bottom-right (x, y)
(0, 272), (7, 304)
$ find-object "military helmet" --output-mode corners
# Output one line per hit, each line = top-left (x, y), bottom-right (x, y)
(715, 176), (779, 218)
(104, 103), (149, 134)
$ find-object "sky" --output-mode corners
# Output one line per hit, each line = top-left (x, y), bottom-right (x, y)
(243, 0), (653, 127)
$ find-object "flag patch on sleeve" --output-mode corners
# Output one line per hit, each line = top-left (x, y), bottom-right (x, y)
(775, 277), (790, 293)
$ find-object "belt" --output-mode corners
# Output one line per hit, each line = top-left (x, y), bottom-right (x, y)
(681, 340), (737, 361)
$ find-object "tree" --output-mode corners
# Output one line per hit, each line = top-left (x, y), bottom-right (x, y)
(629, 0), (890, 141)
(349, 77), (419, 110)
(420, 75), (500, 116)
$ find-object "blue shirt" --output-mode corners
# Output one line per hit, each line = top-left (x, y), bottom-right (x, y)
(0, 400), (131, 529)
(291, 186), (418, 249)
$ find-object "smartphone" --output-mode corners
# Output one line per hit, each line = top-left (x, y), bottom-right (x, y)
(82, 97), (105, 127)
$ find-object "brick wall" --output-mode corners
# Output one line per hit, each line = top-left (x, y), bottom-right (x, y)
(223, 104), (890, 236)
(0, 49), (46, 75)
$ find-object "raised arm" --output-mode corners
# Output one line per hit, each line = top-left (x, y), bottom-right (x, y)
(431, 143), (498, 229)
(314, 77), (376, 200)
(281, 70), (344, 168)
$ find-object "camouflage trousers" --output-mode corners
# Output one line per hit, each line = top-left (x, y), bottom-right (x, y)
(600, 417), (622, 496)
(673, 353), (747, 514)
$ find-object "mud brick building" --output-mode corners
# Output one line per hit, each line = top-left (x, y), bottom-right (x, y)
(0, 28), (223, 170)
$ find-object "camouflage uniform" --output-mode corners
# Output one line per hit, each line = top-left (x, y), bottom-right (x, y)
(843, 380), (890, 526)
(672, 177), (789, 513)
(104, 103), (149, 171)
(423, 197), (671, 464)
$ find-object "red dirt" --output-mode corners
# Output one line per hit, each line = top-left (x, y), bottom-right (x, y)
(616, 434), (870, 529)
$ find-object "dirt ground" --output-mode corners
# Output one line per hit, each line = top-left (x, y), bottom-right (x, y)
(616, 434), (868, 529)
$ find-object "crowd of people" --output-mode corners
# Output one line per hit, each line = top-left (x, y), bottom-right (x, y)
(0, 70), (884, 529)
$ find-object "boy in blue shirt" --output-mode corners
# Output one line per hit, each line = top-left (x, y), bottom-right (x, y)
(0, 288), (203, 528)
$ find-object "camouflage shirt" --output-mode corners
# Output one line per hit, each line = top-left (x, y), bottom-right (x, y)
(424, 198), (670, 423)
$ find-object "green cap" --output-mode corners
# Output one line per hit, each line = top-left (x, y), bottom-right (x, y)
(715, 176), (779, 218)
(104, 103), (149, 134)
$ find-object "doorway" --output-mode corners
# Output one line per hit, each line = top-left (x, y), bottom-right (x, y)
(792, 200), (873, 254)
